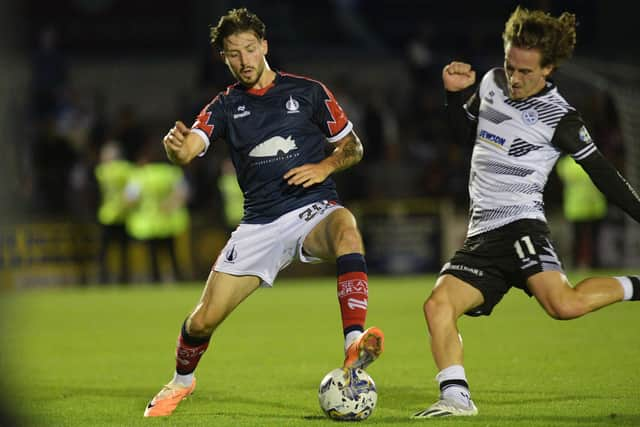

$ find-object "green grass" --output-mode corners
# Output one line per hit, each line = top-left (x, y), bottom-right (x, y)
(1, 273), (639, 426)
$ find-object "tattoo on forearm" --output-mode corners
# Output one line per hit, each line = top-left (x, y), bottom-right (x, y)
(332, 133), (363, 172)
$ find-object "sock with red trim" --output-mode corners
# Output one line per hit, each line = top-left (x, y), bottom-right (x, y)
(337, 253), (368, 337)
(173, 319), (210, 385)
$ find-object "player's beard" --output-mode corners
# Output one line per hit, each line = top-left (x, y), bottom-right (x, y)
(236, 62), (264, 88)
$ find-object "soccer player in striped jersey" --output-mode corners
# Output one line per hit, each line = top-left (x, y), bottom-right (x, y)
(414, 6), (640, 418)
(143, 8), (383, 417)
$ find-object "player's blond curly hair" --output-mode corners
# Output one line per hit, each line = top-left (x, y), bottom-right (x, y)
(502, 6), (576, 68)
(210, 8), (266, 50)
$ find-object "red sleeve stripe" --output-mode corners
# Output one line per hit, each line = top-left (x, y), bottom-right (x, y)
(192, 93), (221, 136)
(193, 108), (214, 136)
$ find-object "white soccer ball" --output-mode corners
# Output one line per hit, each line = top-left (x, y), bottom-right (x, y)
(318, 367), (378, 421)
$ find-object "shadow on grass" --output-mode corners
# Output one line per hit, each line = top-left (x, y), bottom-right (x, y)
(479, 388), (606, 405)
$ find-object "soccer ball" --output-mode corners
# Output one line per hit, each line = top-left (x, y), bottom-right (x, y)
(318, 367), (377, 421)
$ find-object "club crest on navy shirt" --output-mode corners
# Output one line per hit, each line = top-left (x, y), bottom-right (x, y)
(285, 96), (300, 114)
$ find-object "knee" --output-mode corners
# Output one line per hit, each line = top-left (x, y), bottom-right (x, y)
(546, 306), (580, 320)
(338, 226), (362, 252)
(423, 294), (455, 327)
(327, 209), (361, 248)
(542, 295), (586, 320)
(335, 225), (363, 253)
(533, 276), (595, 320)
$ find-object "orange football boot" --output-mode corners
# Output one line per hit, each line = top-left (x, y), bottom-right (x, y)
(343, 327), (384, 369)
(143, 378), (196, 417)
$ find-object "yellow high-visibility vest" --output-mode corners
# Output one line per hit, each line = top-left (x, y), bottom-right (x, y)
(95, 160), (134, 225)
(556, 155), (607, 221)
(126, 163), (189, 240)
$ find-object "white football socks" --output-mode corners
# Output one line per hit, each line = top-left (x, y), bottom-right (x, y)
(616, 276), (634, 301)
(344, 330), (362, 353)
(172, 372), (194, 387)
(437, 365), (472, 406)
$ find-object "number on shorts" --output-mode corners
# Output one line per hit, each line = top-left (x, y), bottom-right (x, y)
(298, 201), (331, 222)
(513, 235), (536, 259)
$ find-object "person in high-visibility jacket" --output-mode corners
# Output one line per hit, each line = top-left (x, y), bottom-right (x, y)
(556, 154), (607, 268)
(95, 141), (133, 284)
(125, 155), (190, 283)
(217, 158), (244, 232)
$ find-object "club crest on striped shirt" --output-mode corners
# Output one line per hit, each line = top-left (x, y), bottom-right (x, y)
(521, 108), (538, 125)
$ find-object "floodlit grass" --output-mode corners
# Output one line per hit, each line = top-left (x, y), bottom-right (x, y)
(1, 272), (639, 426)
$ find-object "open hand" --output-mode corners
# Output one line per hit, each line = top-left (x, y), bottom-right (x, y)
(284, 163), (332, 188)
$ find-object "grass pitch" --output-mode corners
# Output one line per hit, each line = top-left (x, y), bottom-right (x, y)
(1, 273), (639, 426)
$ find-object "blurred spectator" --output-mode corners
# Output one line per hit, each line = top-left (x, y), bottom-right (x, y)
(113, 104), (146, 163)
(556, 155), (608, 269)
(181, 152), (224, 219)
(87, 90), (111, 157)
(586, 92), (625, 168)
(30, 116), (77, 214)
(361, 92), (399, 163)
(405, 87), (466, 200)
(95, 141), (133, 284)
(29, 26), (68, 118)
(56, 87), (98, 220)
(125, 142), (190, 283)
(405, 26), (439, 86)
(217, 157), (244, 234)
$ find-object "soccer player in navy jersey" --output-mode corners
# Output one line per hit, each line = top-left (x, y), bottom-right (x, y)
(413, 6), (640, 418)
(144, 8), (384, 417)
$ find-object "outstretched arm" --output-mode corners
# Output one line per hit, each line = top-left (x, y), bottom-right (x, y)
(553, 112), (640, 222)
(284, 131), (363, 188)
(579, 152), (640, 222)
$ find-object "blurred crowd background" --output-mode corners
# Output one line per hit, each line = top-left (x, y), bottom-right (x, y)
(0, 0), (638, 288)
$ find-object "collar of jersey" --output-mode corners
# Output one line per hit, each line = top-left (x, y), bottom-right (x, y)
(240, 72), (281, 96)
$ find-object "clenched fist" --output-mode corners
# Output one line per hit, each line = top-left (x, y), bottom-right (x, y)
(442, 61), (476, 92)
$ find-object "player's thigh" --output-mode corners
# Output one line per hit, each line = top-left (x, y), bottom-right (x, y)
(526, 270), (573, 312)
(303, 207), (363, 259)
(193, 270), (261, 325)
(429, 274), (485, 318)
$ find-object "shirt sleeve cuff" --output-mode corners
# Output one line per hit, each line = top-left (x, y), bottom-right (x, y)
(191, 128), (210, 157)
(326, 120), (353, 143)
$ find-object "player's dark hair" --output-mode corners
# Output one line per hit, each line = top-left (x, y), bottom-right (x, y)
(502, 6), (576, 68)
(210, 8), (266, 50)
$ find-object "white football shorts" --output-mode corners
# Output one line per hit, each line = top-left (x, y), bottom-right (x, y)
(213, 200), (343, 286)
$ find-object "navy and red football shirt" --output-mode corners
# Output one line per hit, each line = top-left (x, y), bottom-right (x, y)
(191, 71), (353, 224)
